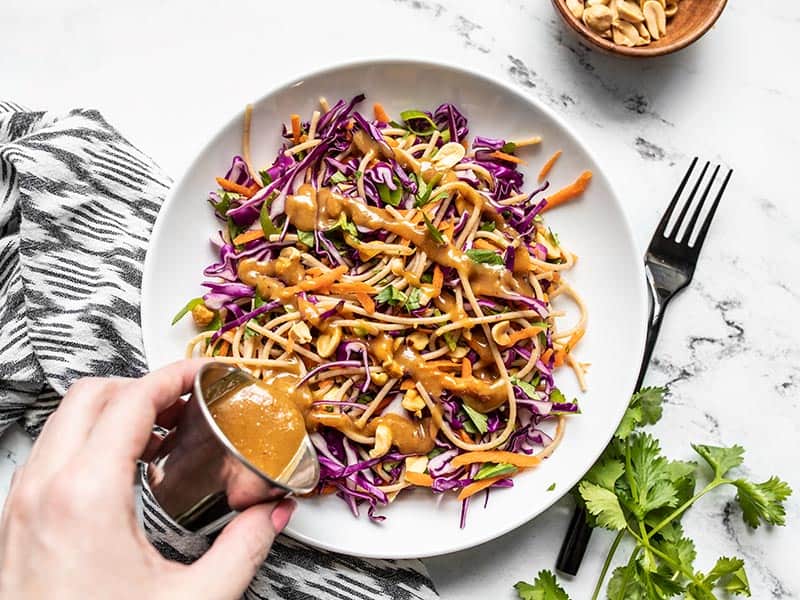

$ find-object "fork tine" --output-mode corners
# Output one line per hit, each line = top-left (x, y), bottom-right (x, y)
(691, 168), (732, 251)
(653, 157), (698, 238)
(670, 161), (709, 240)
(680, 164), (720, 245)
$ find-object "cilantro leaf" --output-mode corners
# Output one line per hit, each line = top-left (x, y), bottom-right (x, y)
(466, 248), (504, 266)
(403, 287), (423, 311)
(329, 171), (347, 184)
(479, 220), (496, 232)
(377, 181), (403, 206)
(171, 297), (203, 325)
(584, 457), (625, 491)
(511, 376), (541, 400)
(501, 141), (517, 154)
(733, 476), (792, 528)
(258, 169), (273, 186)
(607, 565), (648, 600)
(327, 213), (358, 238)
(514, 570), (570, 600)
(462, 404), (488, 434)
(628, 433), (679, 516)
(703, 556), (750, 596)
(296, 230), (315, 247)
(443, 330), (458, 352)
(400, 110), (438, 136)
(422, 213), (446, 245)
(375, 285), (407, 306)
(615, 387), (666, 439)
(260, 200), (280, 237)
(475, 462), (517, 480)
(692, 444), (744, 479)
(578, 481), (627, 530)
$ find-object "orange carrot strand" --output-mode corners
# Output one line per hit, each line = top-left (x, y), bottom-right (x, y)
(538, 150), (563, 182)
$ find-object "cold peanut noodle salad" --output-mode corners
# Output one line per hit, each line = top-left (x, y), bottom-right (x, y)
(173, 95), (593, 525)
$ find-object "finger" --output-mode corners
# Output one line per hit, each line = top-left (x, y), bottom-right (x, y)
(155, 396), (188, 430)
(79, 360), (206, 477)
(24, 378), (129, 478)
(184, 499), (295, 599)
(139, 430), (168, 463)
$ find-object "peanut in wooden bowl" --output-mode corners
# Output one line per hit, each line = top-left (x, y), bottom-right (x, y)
(551, 0), (728, 58)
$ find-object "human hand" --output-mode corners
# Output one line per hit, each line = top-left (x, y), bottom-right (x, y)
(0, 360), (295, 600)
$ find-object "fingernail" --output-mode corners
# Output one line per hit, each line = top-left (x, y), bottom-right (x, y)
(271, 498), (296, 532)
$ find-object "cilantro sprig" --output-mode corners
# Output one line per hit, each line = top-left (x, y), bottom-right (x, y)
(515, 387), (792, 600)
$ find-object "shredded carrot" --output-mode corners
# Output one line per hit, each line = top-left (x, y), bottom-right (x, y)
(461, 358), (472, 378)
(488, 150), (526, 165)
(554, 349), (566, 368)
(214, 340), (230, 357)
(541, 348), (554, 364)
(292, 265), (348, 294)
(404, 472), (433, 487)
(232, 229), (265, 245)
(216, 177), (257, 198)
(330, 282), (377, 295)
(375, 395), (393, 414)
(345, 119), (354, 131)
(285, 332), (295, 354)
(461, 138), (470, 152)
(506, 325), (548, 347)
(373, 103), (390, 124)
(451, 451), (542, 469)
(457, 475), (506, 501)
(400, 379), (415, 391)
(472, 239), (499, 251)
(542, 170), (593, 212)
(432, 266), (443, 297)
(458, 429), (475, 444)
(319, 484), (337, 495)
(355, 292), (375, 314)
(565, 328), (585, 352)
(538, 150), (563, 183)
(290, 114), (301, 144)
(306, 267), (324, 277)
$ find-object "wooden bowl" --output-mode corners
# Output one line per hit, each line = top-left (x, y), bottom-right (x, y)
(551, 0), (728, 57)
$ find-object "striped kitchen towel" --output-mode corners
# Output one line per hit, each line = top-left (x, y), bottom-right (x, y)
(0, 102), (437, 600)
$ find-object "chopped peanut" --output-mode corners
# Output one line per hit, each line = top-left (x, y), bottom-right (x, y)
(191, 303), (215, 327)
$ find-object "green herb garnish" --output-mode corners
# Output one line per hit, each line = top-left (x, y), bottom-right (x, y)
(171, 297), (203, 325)
(514, 387), (792, 600)
(510, 377), (541, 400)
(329, 171), (347, 184)
(377, 181), (403, 207)
(475, 463), (517, 481)
(404, 287), (423, 311)
(501, 141), (517, 154)
(462, 404), (488, 435)
(466, 248), (504, 266)
(478, 220), (497, 232)
(259, 200), (279, 237)
(296, 230), (315, 247)
(400, 110), (438, 136)
(375, 285), (407, 306)
(258, 169), (272, 187)
(422, 213), (446, 245)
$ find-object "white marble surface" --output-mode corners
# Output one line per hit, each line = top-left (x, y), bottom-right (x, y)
(2, 1), (798, 598)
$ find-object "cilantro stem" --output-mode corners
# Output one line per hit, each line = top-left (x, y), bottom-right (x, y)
(614, 545), (640, 600)
(645, 480), (723, 540)
(591, 529), (625, 600)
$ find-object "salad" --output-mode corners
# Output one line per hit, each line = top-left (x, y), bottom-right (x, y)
(174, 94), (592, 525)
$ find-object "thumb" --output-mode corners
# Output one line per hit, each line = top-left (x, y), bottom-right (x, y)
(184, 499), (295, 599)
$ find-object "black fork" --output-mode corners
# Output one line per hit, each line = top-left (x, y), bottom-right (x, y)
(556, 158), (733, 575)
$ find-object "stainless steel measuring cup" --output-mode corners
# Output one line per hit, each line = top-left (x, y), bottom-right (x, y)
(146, 362), (319, 535)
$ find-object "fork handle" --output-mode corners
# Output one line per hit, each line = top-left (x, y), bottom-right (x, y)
(556, 288), (666, 575)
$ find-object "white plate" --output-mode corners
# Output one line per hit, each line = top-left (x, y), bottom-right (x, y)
(141, 59), (647, 559)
